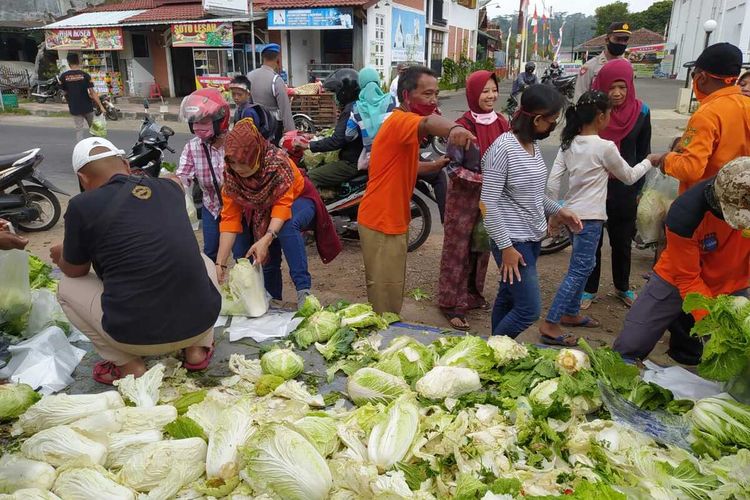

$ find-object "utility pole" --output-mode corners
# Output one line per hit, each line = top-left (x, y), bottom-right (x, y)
(516, 0), (525, 77)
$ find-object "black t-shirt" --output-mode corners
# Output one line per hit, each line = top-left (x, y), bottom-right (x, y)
(63, 174), (221, 345)
(59, 69), (94, 116)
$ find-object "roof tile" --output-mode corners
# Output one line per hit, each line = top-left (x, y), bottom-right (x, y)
(577, 28), (666, 51)
(122, 3), (205, 22)
(254, 0), (372, 8)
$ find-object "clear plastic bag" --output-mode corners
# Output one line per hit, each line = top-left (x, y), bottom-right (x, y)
(471, 217), (491, 253)
(25, 289), (70, 338)
(185, 191), (199, 231)
(89, 114), (107, 137)
(0, 249), (32, 329)
(228, 259), (269, 318)
(636, 171), (679, 244)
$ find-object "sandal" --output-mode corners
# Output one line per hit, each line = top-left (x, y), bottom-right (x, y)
(541, 333), (578, 346)
(444, 312), (471, 331)
(580, 292), (597, 310)
(183, 344), (215, 372)
(93, 361), (123, 386)
(560, 316), (600, 328)
(616, 290), (638, 308)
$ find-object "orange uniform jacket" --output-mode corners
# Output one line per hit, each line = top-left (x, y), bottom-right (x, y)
(219, 161), (305, 233)
(664, 86), (750, 193)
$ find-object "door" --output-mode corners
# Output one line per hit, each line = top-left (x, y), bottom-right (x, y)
(129, 33), (154, 96)
(171, 47), (196, 96)
(430, 30), (445, 75)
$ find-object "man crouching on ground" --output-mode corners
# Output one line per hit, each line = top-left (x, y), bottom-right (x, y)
(52, 137), (221, 384)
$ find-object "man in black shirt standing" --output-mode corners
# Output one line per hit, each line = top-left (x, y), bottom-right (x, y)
(59, 53), (105, 142)
(52, 137), (221, 384)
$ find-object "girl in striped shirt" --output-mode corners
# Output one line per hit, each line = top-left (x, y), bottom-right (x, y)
(480, 84), (582, 340)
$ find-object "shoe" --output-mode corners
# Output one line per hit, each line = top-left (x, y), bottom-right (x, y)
(580, 292), (597, 310)
(183, 344), (215, 372)
(92, 361), (123, 385)
(616, 290), (637, 307)
(297, 289), (311, 309)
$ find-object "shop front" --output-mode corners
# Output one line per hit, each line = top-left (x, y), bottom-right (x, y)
(44, 27), (125, 96)
(268, 7), (360, 87)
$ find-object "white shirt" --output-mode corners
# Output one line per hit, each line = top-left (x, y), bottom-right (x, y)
(481, 132), (562, 249)
(389, 75), (400, 105)
(547, 135), (653, 221)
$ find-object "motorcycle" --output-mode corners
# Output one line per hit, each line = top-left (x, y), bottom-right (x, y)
(505, 84), (527, 119)
(419, 107), (447, 156)
(541, 67), (576, 102)
(127, 100), (176, 178)
(321, 175), (433, 253)
(31, 77), (65, 104)
(97, 94), (120, 121)
(0, 148), (68, 232)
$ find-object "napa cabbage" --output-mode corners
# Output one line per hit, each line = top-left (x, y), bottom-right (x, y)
(0, 383), (40, 421)
(13, 391), (125, 435)
(0, 454), (56, 493)
(347, 367), (410, 406)
(486, 335), (529, 367)
(415, 366), (481, 400)
(21, 425), (108, 467)
(113, 363), (165, 407)
(436, 336), (496, 374)
(52, 466), (135, 500)
(293, 415), (340, 457)
(260, 348), (304, 380)
(293, 310), (341, 348)
(367, 396), (419, 471)
(206, 400), (256, 480)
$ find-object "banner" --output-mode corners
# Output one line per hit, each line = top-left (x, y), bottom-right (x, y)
(45, 28), (124, 51)
(195, 75), (232, 101)
(268, 8), (354, 30)
(172, 22), (233, 47)
(391, 7), (425, 62)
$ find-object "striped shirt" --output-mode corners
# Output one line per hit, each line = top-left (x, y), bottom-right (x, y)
(480, 132), (561, 249)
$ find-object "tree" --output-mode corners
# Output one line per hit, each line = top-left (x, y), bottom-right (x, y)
(630, 0), (673, 35)
(594, 1), (629, 36)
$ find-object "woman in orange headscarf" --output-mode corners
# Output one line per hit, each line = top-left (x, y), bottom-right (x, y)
(215, 119), (340, 306)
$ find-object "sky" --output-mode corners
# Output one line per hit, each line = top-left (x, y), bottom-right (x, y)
(487, 0), (660, 17)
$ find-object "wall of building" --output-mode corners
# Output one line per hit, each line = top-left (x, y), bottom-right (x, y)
(667, 0), (750, 79)
(446, 1), (478, 60)
(148, 32), (170, 97)
(285, 30), (321, 87)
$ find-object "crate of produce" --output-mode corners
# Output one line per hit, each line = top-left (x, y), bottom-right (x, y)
(291, 92), (338, 130)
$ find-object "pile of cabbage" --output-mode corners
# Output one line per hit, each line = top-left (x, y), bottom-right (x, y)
(303, 129), (339, 170)
(2, 299), (750, 499)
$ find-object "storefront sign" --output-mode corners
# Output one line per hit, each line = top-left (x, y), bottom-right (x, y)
(560, 61), (582, 76)
(391, 7), (425, 62)
(627, 43), (666, 54)
(45, 28), (124, 51)
(195, 76), (232, 99)
(633, 63), (658, 78)
(268, 8), (354, 30)
(172, 22), (233, 47)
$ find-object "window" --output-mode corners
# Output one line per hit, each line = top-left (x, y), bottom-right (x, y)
(131, 34), (149, 58)
(433, 0), (447, 26)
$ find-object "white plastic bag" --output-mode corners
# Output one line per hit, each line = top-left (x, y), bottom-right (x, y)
(0, 249), (32, 328)
(185, 191), (199, 231)
(227, 259), (269, 317)
(25, 289), (70, 338)
(227, 310), (304, 342)
(636, 171), (679, 244)
(89, 114), (107, 137)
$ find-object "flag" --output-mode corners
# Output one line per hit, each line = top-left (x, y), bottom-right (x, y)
(555, 21), (566, 61)
(542, 8), (548, 55)
(532, 5), (538, 56)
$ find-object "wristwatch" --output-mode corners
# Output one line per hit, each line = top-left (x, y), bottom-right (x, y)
(266, 229), (278, 240)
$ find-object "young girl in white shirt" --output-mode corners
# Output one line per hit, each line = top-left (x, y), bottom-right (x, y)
(539, 90), (660, 345)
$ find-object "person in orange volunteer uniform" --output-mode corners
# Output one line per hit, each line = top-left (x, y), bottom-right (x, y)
(656, 43), (750, 193)
(613, 157), (750, 364)
(358, 66), (476, 314)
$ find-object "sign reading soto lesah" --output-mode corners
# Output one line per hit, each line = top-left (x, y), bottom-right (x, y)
(171, 22), (234, 47)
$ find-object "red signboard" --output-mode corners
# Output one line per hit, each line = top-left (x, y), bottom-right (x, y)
(45, 28), (124, 51)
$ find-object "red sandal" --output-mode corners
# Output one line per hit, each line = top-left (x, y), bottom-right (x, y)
(92, 361), (123, 385)
(183, 344), (215, 372)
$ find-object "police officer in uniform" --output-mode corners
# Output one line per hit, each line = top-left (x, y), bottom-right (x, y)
(573, 22), (632, 101)
(247, 43), (295, 142)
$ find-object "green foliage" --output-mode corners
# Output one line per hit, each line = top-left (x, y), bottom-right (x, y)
(439, 55), (495, 90)
(594, 2), (630, 36)
(630, 1), (673, 35)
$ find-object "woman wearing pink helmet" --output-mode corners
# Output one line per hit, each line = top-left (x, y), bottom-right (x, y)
(176, 88), (252, 261)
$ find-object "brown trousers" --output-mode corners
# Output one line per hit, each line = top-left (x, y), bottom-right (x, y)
(57, 254), (218, 365)
(358, 225), (407, 314)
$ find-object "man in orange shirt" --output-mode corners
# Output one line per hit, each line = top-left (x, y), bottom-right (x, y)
(358, 66), (476, 313)
(614, 157), (750, 363)
(656, 43), (750, 192)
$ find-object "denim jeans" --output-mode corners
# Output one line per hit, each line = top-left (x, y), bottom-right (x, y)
(490, 241), (542, 338)
(201, 206), (252, 262)
(264, 197), (316, 300)
(546, 220), (604, 323)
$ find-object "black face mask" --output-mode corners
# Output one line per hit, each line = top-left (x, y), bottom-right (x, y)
(607, 41), (627, 56)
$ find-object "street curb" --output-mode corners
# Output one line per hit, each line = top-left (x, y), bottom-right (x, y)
(20, 106), (181, 123)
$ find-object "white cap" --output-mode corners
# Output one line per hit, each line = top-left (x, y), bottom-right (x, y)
(72, 137), (126, 173)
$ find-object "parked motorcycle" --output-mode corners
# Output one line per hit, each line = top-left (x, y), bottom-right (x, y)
(31, 77), (65, 104)
(97, 94), (120, 121)
(322, 175), (433, 252)
(127, 100), (175, 178)
(0, 148), (67, 232)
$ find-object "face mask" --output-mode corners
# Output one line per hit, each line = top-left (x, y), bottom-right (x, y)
(192, 121), (214, 142)
(693, 78), (709, 103)
(534, 122), (556, 141)
(405, 97), (437, 117)
(607, 41), (627, 57)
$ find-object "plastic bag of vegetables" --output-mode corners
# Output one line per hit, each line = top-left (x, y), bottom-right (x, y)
(227, 259), (269, 317)
(0, 249), (32, 334)
(636, 171), (678, 244)
(89, 114), (107, 138)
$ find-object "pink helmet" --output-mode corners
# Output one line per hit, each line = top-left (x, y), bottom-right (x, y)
(179, 88), (230, 137)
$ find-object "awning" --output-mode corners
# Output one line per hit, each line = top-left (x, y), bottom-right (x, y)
(478, 30), (498, 42)
(41, 10), (147, 29)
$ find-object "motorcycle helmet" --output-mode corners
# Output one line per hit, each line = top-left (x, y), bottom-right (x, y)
(244, 103), (278, 141)
(323, 68), (360, 106)
(179, 88), (230, 138)
(525, 62), (536, 73)
(550, 61), (560, 70)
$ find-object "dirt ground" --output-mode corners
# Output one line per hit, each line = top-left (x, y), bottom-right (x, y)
(23, 207), (674, 366)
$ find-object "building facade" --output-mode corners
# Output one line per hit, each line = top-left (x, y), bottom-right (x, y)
(667, 0), (750, 80)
